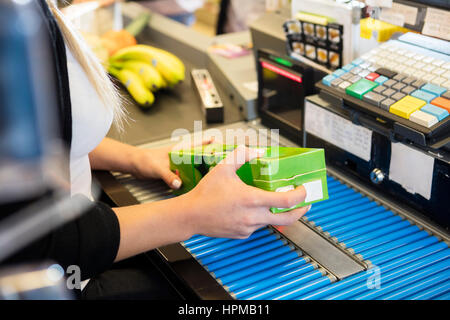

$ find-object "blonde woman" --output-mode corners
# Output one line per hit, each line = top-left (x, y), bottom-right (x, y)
(4, 0), (310, 299)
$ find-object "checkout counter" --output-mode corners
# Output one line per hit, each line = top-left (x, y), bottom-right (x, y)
(95, 2), (450, 300)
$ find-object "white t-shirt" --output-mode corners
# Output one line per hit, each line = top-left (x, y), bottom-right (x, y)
(66, 46), (113, 200)
(65, 46), (114, 290)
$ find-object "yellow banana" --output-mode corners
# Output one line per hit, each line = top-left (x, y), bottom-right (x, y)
(108, 67), (155, 108)
(112, 60), (165, 91)
(159, 75), (168, 89)
(110, 45), (185, 86)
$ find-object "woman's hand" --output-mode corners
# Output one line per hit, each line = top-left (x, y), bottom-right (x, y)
(180, 146), (311, 239)
(130, 145), (183, 190)
(130, 138), (214, 190)
(113, 145), (310, 261)
(89, 137), (213, 190)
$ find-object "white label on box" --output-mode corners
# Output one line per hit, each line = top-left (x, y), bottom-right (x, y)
(305, 100), (373, 162)
(275, 185), (295, 193)
(389, 142), (434, 200)
(303, 180), (323, 203)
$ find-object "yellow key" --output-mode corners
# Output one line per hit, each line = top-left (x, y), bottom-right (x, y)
(399, 95), (428, 106)
(389, 95), (426, 119)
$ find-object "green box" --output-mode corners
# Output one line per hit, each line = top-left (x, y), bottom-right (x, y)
(169, 144), (328, 213)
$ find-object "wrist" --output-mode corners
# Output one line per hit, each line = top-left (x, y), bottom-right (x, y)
(129, 147), (145, 177)
(175, 193), (200, 239)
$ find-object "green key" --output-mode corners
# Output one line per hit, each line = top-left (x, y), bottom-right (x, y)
(346, 79), (378, 99)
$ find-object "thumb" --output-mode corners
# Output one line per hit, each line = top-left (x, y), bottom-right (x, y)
(255, 185), (307, 209)
(160, 169), (182, 190)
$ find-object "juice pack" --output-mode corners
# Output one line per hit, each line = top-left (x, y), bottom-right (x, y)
(169, 144), (328, 213)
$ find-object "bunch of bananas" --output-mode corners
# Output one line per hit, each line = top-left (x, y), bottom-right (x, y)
(108, 45), (185, 108)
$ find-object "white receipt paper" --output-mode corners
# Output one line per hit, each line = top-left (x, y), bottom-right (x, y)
(305, 100), (373, 162)
(389, 142), (434, 200)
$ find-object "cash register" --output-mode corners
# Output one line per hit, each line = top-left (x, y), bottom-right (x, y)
(99, 11), (450, 300)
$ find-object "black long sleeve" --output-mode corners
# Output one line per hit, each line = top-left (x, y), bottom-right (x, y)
(2, 195), (121, 281)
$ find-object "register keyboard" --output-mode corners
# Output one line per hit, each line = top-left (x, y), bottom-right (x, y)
(316, 33), (450, 149)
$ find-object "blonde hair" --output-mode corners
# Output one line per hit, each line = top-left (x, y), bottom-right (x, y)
(46, 0), (127, 131)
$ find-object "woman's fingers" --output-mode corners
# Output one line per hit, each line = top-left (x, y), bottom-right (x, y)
(242, 204), (311, 237)
(218, 145), (265, 171)
(267, 205), (311, 226)
(198, 137), (215, 146)
(159, 168), (182, 189)
(252, 185), (307, 209)
(171, 137), (215, 152)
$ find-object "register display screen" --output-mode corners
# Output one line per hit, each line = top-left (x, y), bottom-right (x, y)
(260, 60), (305, 130)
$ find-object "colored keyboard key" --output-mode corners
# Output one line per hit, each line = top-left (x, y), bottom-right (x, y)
(346, 79), (378, 99)
(322, 74), (336, 86)
(331, 78), (343, 87)
(352, 58), (364, 65)
(384, 79), (397, 87)
(380, 98), (395, 111)
(421, 104), (449, 121)
(409, 110), (439, 128)
(402, 76), (416, 85)
(393, 82), (406, 91)
(389, 95), (427, 119)
(350, 67), (362, 75)
(393, 74), (407, 82)
(373, 85), (387, 94)
(343, 64), (355, 72)
(338, 81), (352, 91)
(366, 73), (379, 81)
(374, 75), (388, 84)
(363, 91), (385, 106)
(382, 88), (396, 97)
(412, 79), (426, 88)
(333, 69), (346, 77)
(430, 96), (450, 112)
(391, 92), (406, 101)
(341, 73), (353, 81)
(421, 83), (447, 96)
(411, 90), (438, 103)
(442, 91), (450, 99)
(349, 75), (361, 83)
(359, 70), (370, 78)
(443, 80), (450, 90)
(401, 86), (416, 95)
(376, 68), (397, 78)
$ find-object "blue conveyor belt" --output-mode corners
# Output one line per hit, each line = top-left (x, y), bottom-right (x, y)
(182, 175), (450, 300)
